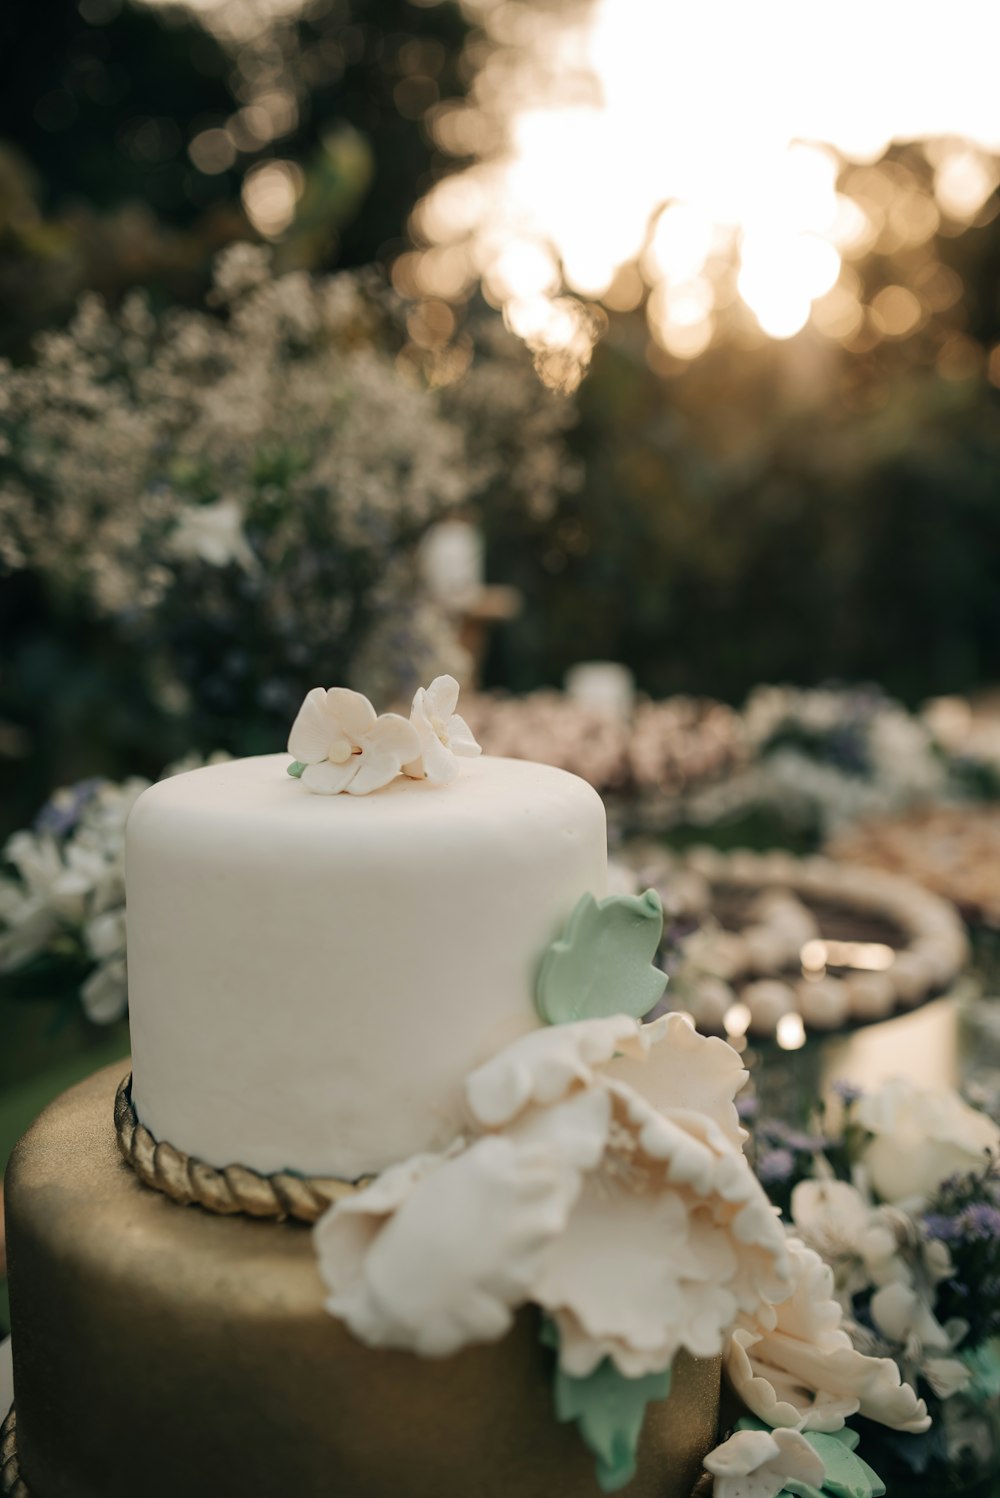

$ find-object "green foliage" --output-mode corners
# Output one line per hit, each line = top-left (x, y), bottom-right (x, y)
(535, 889), (666, 1026)
(485, 326), (1000, 705)
(543, 1320), (672, 1493)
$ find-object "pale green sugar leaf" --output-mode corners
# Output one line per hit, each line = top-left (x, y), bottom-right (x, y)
(536, 889), (666, 1026)
(553, 1352), (673, 1493)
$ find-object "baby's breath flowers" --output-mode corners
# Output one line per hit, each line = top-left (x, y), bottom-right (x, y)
(0, 247), (575, 739)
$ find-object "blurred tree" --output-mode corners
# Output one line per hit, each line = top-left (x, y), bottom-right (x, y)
(0, 0), (235, 219)
(0, 0), (469, 352)
(483, 316), (1000, 706)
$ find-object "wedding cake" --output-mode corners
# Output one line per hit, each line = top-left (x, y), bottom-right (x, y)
(3, 679), (930, 1498)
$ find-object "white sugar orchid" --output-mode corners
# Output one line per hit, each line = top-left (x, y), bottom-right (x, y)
(405, 674), (481, 786)
(288, 687), (419, 797)
(315, 1013), (791, 1378)
(704, 1426), (825, 1498)
(725, 1236), (930, 1435)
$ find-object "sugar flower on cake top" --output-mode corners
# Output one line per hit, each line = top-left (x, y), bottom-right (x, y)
(287, 687), (419, 796)
(405, 674), (481, 786)
(287, 676), (480, 796)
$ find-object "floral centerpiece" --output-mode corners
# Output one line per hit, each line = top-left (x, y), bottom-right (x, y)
(0, 757), (226, 1024)
(682, 685), (947, 841)
(0, 247), (576, 755)
(746, 1076), (1000, 1494)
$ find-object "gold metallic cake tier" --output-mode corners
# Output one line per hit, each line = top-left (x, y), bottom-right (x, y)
(6, 1064), (721, 1498)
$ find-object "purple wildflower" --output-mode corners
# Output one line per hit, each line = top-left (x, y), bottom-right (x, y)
(959, 1204), (1000, 1241)
(831, 1080), (863, 1105)
(923, 1213), (963, 1243)
(783, 1130), (830, 1153)
(34, 778), (104, 838)
(757, 1148), (796, 1185)
(759, 1118), (828, 1152)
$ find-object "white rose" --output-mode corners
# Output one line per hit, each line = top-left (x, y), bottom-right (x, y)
(855, 1077), (1000, 1206)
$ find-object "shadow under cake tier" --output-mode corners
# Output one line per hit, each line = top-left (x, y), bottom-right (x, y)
(6, 1064), (722, 1498)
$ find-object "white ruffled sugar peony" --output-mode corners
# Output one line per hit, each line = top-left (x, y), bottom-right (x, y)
(288, 687), (419, 797)
(315, 1013), (790, 1377)
(405, 674), (481, 786)
(704, 1426), (825, 1498)
(725, 1236), (930, 1435)
(854, 1076), (1000, 1206)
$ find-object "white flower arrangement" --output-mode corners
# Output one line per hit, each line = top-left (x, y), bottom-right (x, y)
(0, 755), (228, 1023)
(0, 777), (147, 1023)
(0, 249), (576, 730)
(743, 1076), (1000, 1491)
(682, 684), (948, 837)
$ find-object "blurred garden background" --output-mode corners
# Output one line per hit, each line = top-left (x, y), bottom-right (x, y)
(4, 3), (1000, 1461)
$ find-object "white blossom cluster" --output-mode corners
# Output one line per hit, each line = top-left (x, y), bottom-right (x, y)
(786, 1078), (1000, 1407)
(684, 684), (948, 835)
(0, 755), (227, 1024)
(792, 1174), (971, 1404)
(0, 247), (575, 713)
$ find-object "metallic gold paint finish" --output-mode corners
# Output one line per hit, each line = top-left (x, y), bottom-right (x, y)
(7, 1064), (720, 1498)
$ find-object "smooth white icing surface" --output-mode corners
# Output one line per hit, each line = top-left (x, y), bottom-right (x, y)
(126, 754), (607, 1177)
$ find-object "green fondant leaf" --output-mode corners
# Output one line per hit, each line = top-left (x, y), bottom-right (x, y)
(287, 760), (306, 779)
(736, 1419), (886, 1498)
(796, 1428), (885, 1498)
(544, 1320), (672, 1493)
(535, 889), (667, 1026)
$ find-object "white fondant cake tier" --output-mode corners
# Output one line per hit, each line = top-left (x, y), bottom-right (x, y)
(126, 754), (607, 1178)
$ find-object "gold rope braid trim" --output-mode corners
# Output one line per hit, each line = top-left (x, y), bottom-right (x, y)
(1, 1408), (29, 1498)
(114, 1074), (369, 1223)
